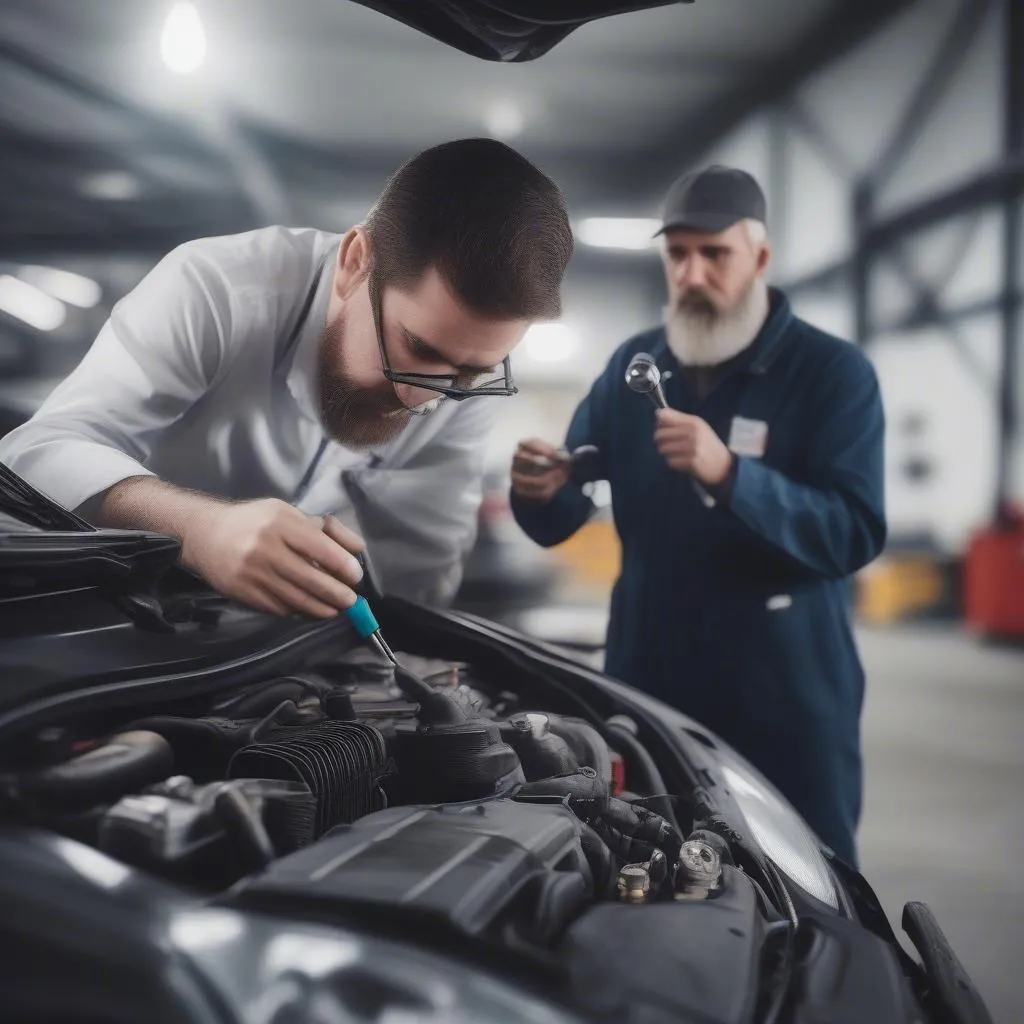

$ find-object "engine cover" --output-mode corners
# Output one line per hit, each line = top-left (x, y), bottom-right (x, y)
(230, 800), (593, 945)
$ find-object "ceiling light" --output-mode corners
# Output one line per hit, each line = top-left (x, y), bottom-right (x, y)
(484, 101), (525, 141)
(523, 324), (580, 364)
(576, 218), (662, 251)
(80, 171), (142, 201)
(161, 2), (207, 75)
(18, 267), (102, 310)
(0, 276), (67, 332)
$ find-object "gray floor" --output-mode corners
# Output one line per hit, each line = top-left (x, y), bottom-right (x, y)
(855, 626), (1024, 1024)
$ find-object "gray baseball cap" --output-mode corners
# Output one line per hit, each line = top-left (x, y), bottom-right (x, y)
(656, 164), (767, 236)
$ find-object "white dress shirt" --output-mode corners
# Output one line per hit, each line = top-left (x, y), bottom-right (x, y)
(0, 226), (495, 605)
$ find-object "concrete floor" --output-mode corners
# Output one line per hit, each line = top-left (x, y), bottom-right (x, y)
(855, 626), (1024, 1024)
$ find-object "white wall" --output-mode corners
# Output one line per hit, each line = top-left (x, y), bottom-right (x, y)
(872, 317), (1001, 552)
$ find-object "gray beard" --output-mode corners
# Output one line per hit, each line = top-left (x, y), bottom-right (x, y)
(317, 314), (418, 449)
(664, 277), (770, 367)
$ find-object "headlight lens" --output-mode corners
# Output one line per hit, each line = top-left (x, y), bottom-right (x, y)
(716, 752), (840, 910)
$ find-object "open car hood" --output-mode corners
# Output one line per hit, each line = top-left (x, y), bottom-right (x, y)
(0, 462), (93, 533)
(0, 462), (184, 601)
(349, 0), (691, 61)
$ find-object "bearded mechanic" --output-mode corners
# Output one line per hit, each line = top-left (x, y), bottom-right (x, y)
(0, 139), (573, 614)
(510, 166), (887, 866)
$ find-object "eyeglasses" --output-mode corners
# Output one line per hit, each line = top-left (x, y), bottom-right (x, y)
(369, 273), (518, 402)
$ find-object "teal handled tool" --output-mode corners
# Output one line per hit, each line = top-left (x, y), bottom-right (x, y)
(344, 595), (397, 665)
(342, 550), (398, 665)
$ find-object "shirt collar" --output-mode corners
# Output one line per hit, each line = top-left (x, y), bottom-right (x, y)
(283, 242), (337, 424)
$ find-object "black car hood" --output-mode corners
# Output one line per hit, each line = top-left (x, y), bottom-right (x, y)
(0, 461), (93, 533)
(0, 461), (188, 602)
(350, 0), (691, 61)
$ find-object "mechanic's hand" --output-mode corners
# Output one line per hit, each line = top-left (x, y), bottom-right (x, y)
(654, 409), (733, 485)
(510, 439), (571, 504)
(182, 498), (366, 618)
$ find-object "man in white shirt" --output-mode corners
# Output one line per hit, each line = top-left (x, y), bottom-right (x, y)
(0, 138), (573, 615)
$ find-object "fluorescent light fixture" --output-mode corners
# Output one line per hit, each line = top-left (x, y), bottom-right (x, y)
(161, 2), (207, 75)
(80, 171), (142, 201)
(18, 266), (101, 310)
(523, 323), (580, 364)
(0, 275), (67, 332)
(576, 218), (662, 251)
(484, 101), (525, 140)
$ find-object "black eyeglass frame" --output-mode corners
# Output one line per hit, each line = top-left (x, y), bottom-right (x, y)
(368, 273), (519, 402)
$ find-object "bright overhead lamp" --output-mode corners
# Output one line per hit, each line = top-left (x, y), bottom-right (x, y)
(523, 323), (580, 364)
(18, 267), (102, 310)
(484, 101), (525, 141)
(0, 275), (67, 332)
(161, 2), (207, 75)
(575, 217), (662, 251)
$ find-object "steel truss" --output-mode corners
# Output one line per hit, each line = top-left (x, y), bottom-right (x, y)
(777, 0), (1022, 518)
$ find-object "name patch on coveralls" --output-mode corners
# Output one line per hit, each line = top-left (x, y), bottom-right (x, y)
(728, 416), (769, 457)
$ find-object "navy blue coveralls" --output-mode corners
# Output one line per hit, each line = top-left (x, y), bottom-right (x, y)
(511, 288), (887, 865)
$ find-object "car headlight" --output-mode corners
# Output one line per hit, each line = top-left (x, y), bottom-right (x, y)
(716, 751), (840, 910)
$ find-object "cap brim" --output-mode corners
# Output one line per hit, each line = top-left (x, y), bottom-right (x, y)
(654, 211), (744, 236)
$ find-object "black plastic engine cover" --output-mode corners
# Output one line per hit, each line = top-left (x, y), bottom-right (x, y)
(230, 800), (592, 944)
(557, 866), (765, 1024)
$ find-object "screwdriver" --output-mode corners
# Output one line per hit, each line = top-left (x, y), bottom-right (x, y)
(343, 550), (398, 665)
(344, 596), (398, 665)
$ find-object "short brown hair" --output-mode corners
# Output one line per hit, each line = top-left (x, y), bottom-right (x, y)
(365, 138), (573, 320)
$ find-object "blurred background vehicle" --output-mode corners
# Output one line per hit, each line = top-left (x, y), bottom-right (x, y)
(452, 469), (562, 626)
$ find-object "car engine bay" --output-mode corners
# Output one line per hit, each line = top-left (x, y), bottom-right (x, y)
(0, 644), (794, 1022)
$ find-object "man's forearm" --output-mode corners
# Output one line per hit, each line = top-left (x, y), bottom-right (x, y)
(89, 476), (231, 565)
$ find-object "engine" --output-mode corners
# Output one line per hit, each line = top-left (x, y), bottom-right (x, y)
(0, 649), (722, 952)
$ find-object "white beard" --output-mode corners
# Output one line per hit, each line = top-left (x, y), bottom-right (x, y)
(664, 277), (770, 367)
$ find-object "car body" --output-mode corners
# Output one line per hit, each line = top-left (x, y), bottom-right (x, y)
(0, 463), (993, 1024)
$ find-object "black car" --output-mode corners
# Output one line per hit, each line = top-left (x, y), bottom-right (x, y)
(0, 458), (993, 1024)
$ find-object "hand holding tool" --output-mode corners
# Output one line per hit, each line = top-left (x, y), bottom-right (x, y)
(624, 352), (716, 508)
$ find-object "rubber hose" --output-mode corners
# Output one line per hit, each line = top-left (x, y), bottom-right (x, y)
(604, 720), (679, 831)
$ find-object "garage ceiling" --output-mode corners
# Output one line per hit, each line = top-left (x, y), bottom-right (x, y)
(0, 0), (909, 260)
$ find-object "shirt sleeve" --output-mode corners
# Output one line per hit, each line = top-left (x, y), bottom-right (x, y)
(0, 244), (231, 515)
(510, 357), (614, 548)
(725, 347), (887, 579)
(341, 396), (496, 607)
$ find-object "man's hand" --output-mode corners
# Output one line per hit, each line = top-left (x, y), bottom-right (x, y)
(510, 439), (571, 505)
(182, 498), (366, 618)
(654, 409), (733, 485)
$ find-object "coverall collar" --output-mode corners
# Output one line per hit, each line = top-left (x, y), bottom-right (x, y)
(743, 286), (795, 375)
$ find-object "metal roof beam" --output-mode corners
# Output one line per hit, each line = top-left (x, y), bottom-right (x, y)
(865, 157), (1024, 252)
(0, 39), (290, 226)
(869, 0), (994, 190)
(627, 0), (918, 195)
(781, 156), (1024, 296)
